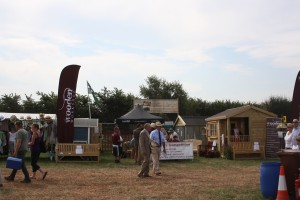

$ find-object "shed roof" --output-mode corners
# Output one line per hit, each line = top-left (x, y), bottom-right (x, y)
(205, 105), (277, 121)
(175, 115), (206, 126)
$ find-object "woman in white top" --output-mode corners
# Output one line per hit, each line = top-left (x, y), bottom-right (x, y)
(9, 131), (16, 155)
(284, 123), (293, 149)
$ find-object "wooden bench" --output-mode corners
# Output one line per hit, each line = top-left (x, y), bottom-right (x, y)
(232, 142), (265, 160)
(183, 139), (202, 156)
(55, 143), (100, 162)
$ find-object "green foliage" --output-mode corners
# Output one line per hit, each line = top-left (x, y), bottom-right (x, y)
(139, 75), (188, 114)
(0, 93), (23, 112)
(92, 87), (135, 122)
(0, 80), (292, 122)
(261, 95), (291, 120)
(23, 95), (38, 113)
(74, 94), (90, 118)
(36, 91), (57, 114)
(185, 98), (245, 116)
(224, 146), (233, 160)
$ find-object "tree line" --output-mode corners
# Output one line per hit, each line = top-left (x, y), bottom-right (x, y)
(0, 75), (292, 122)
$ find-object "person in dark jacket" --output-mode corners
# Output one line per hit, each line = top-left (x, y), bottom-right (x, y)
(29, 124), (47, 180)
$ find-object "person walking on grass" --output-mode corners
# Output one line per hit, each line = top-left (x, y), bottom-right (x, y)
(5, 121), (31, 183)
(138, 123), (152, 178)
(29, 124), (47, 180)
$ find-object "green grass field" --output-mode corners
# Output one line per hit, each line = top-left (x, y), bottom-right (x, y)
(0, 152), (277, 200)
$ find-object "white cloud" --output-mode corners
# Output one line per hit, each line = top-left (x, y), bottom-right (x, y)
(0, 1), (299, 102)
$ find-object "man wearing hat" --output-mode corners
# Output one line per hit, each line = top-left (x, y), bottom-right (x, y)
(150, 121), (166, 175)
(292, 119), (300, 149)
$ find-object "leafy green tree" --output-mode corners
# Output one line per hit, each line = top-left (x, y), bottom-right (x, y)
(74, 94), (90, 118)
(23, 95), (38, 113)
(139, 75), (188, 114)
(91, 87), (135, 122)
(0, 93), (23, 112)
(261, 95), (291, 121)
(36, 91), (57, 114)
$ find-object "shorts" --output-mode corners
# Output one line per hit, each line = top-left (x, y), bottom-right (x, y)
(113, 145), (122, 157)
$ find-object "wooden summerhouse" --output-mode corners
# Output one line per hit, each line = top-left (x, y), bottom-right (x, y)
(205, 105), (277, 155)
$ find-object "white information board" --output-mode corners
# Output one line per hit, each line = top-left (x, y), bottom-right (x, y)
(159, 142), (194, 160)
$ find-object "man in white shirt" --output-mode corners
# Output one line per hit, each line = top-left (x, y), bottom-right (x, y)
(150, 122), (166, 175)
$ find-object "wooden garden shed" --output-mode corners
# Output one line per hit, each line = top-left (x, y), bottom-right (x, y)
(205, 105), (277, 158)
(174, 115), (206, 140)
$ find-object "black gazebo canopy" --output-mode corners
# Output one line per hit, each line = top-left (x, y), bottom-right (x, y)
(116, 105), (164, 124)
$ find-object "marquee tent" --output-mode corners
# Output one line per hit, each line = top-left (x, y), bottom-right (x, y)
(116, 105), (164, 124)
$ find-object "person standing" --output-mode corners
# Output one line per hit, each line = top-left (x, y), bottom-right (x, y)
(133, 124), (143, 165)
(168, 128), (179, 141)
(150, 122), (166, 176)
(8, 130), (16, 156)
(284, 123), (293, 149)
(138, 123), (152, 178)
(292, 119), (300, 149)
(0, 130), (6, 155)
(5, 121), (31, 183)
(112, 126), (123, 163)
(29, 124), (47, 180)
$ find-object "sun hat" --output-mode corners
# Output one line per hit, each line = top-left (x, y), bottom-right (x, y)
(45, 115), (52, 120)
(155, 121), (162, 127)
(10, 115), (17, 122)
(150, 123), (156, 128)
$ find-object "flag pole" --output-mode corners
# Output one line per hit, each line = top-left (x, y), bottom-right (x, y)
(87, 81), (92, 119)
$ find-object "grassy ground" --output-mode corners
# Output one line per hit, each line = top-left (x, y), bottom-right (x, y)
(0, 152), (274, 200)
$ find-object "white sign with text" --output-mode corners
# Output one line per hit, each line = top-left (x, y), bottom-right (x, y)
(159, 142), (194, 160)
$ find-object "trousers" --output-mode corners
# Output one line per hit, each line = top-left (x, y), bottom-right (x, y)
(9, 151), (30, 181)
(151, 146), (161, 174)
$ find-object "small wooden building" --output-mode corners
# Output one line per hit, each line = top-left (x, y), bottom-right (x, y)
(205, 105), (277, 153)
(174, 115), (206, 140)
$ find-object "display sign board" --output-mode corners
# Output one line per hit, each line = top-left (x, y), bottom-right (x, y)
(133, 99), (179, 113)
(159, 142), (193, 160)
(266, 117), (282, 158)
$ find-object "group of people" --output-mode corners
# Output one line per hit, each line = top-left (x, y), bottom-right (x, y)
(0, 119), (48, 187)
(138, 121), (166, 177)
(284, 119), (300, 149)
(111, 121), (168, 177)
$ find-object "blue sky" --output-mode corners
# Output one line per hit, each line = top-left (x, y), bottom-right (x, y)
(0, 1), (299, 103)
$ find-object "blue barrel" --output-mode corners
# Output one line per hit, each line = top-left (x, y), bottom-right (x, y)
(260, 162), (281, 199)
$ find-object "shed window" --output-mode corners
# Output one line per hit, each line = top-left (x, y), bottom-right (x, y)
(207, 123), (217, 137)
